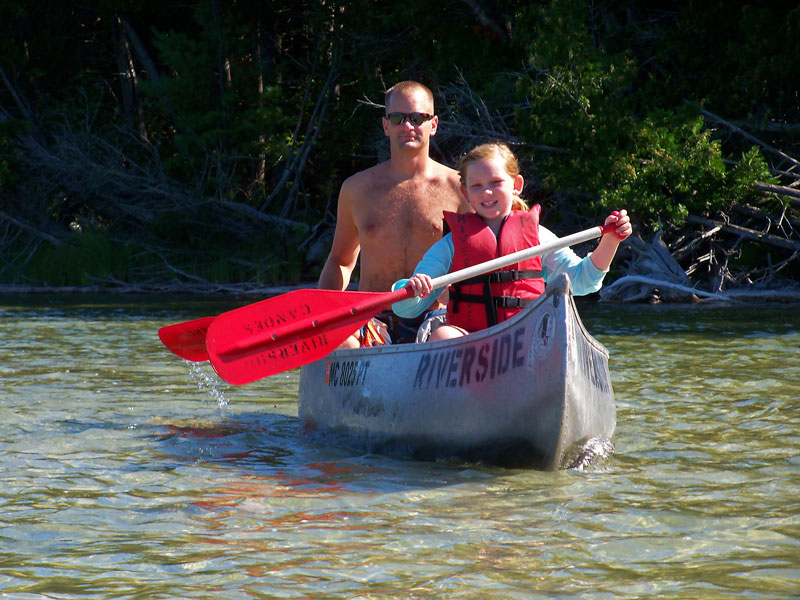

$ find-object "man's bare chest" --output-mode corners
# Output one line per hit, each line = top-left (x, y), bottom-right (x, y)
(355, 182), (454, 242)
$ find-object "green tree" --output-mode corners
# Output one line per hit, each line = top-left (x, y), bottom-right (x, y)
(0, 0), (797, 288)
(511, 1), (784, 230)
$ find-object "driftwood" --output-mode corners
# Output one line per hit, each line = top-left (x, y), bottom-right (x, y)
(732, 203), (800, 232)
(600, 207), (800, 303)
(598, 106), (800, 303)
(601, 275), (800, 303)
(699, 107), (800, 172)
(599, 233), (701, 303)
(221, 200), (303, 229)
(2, 68), (798, 296)
(753, 181), (800, 213)
(753, 182), (800, 202)
(0, 209), (64, 247)
(686, 215), (800, 252)
(600, 274), (726, 303)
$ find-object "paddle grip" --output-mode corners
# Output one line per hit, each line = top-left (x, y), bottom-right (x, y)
(600, 223), (618, 236)
(601, 211), (626, 239)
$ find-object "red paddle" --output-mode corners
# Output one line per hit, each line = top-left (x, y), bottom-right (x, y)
(158, 316), (216, 362)
(205, 223), (617, 385)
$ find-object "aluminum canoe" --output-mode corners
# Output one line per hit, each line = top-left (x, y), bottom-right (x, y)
(297, 273), (616, 469)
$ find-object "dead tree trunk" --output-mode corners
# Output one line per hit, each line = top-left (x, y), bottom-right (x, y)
(113, 15), (148, 141)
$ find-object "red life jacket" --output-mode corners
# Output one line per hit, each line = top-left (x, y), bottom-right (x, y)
(444, 206), (546, 332)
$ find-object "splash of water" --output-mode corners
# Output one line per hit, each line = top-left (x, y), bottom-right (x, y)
(188, 361), (229, 407)
(569, 437), (615, 471)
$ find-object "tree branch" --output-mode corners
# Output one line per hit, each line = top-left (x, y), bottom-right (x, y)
(686, 214), (800, 251)
(0, 209), (64, 246)
(699, 106), (800, 171)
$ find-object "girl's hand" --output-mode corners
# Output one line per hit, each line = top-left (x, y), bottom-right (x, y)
(605, 209), (632, 241)
(405, 274), (434, 298)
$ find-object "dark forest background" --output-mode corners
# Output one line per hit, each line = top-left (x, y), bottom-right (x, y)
(1, 0), (798, 298)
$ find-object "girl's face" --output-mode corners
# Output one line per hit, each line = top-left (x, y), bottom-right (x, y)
(461, 155), (524, 228)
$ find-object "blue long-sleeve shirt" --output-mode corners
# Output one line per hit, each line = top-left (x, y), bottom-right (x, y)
(392, 225), (608, 318)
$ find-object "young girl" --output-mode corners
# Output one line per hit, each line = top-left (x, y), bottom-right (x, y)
(392, 141), (632, 341)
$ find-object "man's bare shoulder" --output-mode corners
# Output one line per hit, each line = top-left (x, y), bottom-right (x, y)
(423, 158), (461, 188)
(428, 157), (459, 177)
(426, 159), (467, 208)
(341, 162), (394, 196)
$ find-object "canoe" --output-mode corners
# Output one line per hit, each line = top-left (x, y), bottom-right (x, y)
(297, 273), (616, 469)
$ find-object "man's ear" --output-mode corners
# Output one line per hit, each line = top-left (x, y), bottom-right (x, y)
(382, 116), (390, 137)
(429, 115), (439, 136)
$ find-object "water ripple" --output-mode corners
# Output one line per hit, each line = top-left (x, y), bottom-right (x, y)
(1, 297), (798, 598)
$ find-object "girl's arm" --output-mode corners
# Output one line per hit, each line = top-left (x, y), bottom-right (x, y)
(589, 210), (632, 271)
(391, 234), (454, 318)
(541, 210), (632, 296)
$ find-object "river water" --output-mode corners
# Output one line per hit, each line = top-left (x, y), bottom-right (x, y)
(1, 294), (798, 599)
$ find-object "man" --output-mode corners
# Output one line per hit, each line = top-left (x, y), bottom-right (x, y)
(318, 81), (468, 346)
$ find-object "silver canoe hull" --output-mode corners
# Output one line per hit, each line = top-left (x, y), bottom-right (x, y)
(297, 274), (616, 469)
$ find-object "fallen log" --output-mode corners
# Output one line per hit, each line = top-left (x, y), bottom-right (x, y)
(699, 107), (800, 171)
(686, 215), (800, 252)
(599, 275), (800, 303)
(0, 209), (65, 246)
(754, 182), (800, 207)
(732, 203), (800, 231)
(599, 275), (725, 302)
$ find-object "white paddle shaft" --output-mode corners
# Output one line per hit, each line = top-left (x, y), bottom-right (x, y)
(427, 225), (607, 291)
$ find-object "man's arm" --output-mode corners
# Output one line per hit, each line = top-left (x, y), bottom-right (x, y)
(317, 183), (361, 291)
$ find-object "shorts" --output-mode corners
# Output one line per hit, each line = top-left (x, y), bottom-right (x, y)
(373, 310), (427, 344)
(414, 308), (447, 343)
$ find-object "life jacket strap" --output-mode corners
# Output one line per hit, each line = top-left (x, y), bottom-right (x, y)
(449, 287), (536, 325)
(494, 296), (535, 309)
(456, 269), (542, 287)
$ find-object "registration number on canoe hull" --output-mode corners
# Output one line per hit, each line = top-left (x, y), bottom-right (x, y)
(325, 359), (371, 387)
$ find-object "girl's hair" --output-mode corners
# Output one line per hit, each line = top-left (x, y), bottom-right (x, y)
(458, 142), (528, 211)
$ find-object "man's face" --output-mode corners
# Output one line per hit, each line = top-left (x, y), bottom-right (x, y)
(382, 89), (438, 151)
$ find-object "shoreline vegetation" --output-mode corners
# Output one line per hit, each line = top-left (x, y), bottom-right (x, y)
(3, 253), (800, 305)
(1, 3), (798, 302)
(3, 283), (799, 304)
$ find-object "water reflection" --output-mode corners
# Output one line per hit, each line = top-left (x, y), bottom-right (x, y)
(1, 295), (798, 598)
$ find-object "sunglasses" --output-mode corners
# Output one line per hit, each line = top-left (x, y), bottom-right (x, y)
(385, 112), (434, 126)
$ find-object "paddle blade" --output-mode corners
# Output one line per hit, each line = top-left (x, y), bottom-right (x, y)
(158, 316), (215, 362)
(206, 288), (409, 385)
